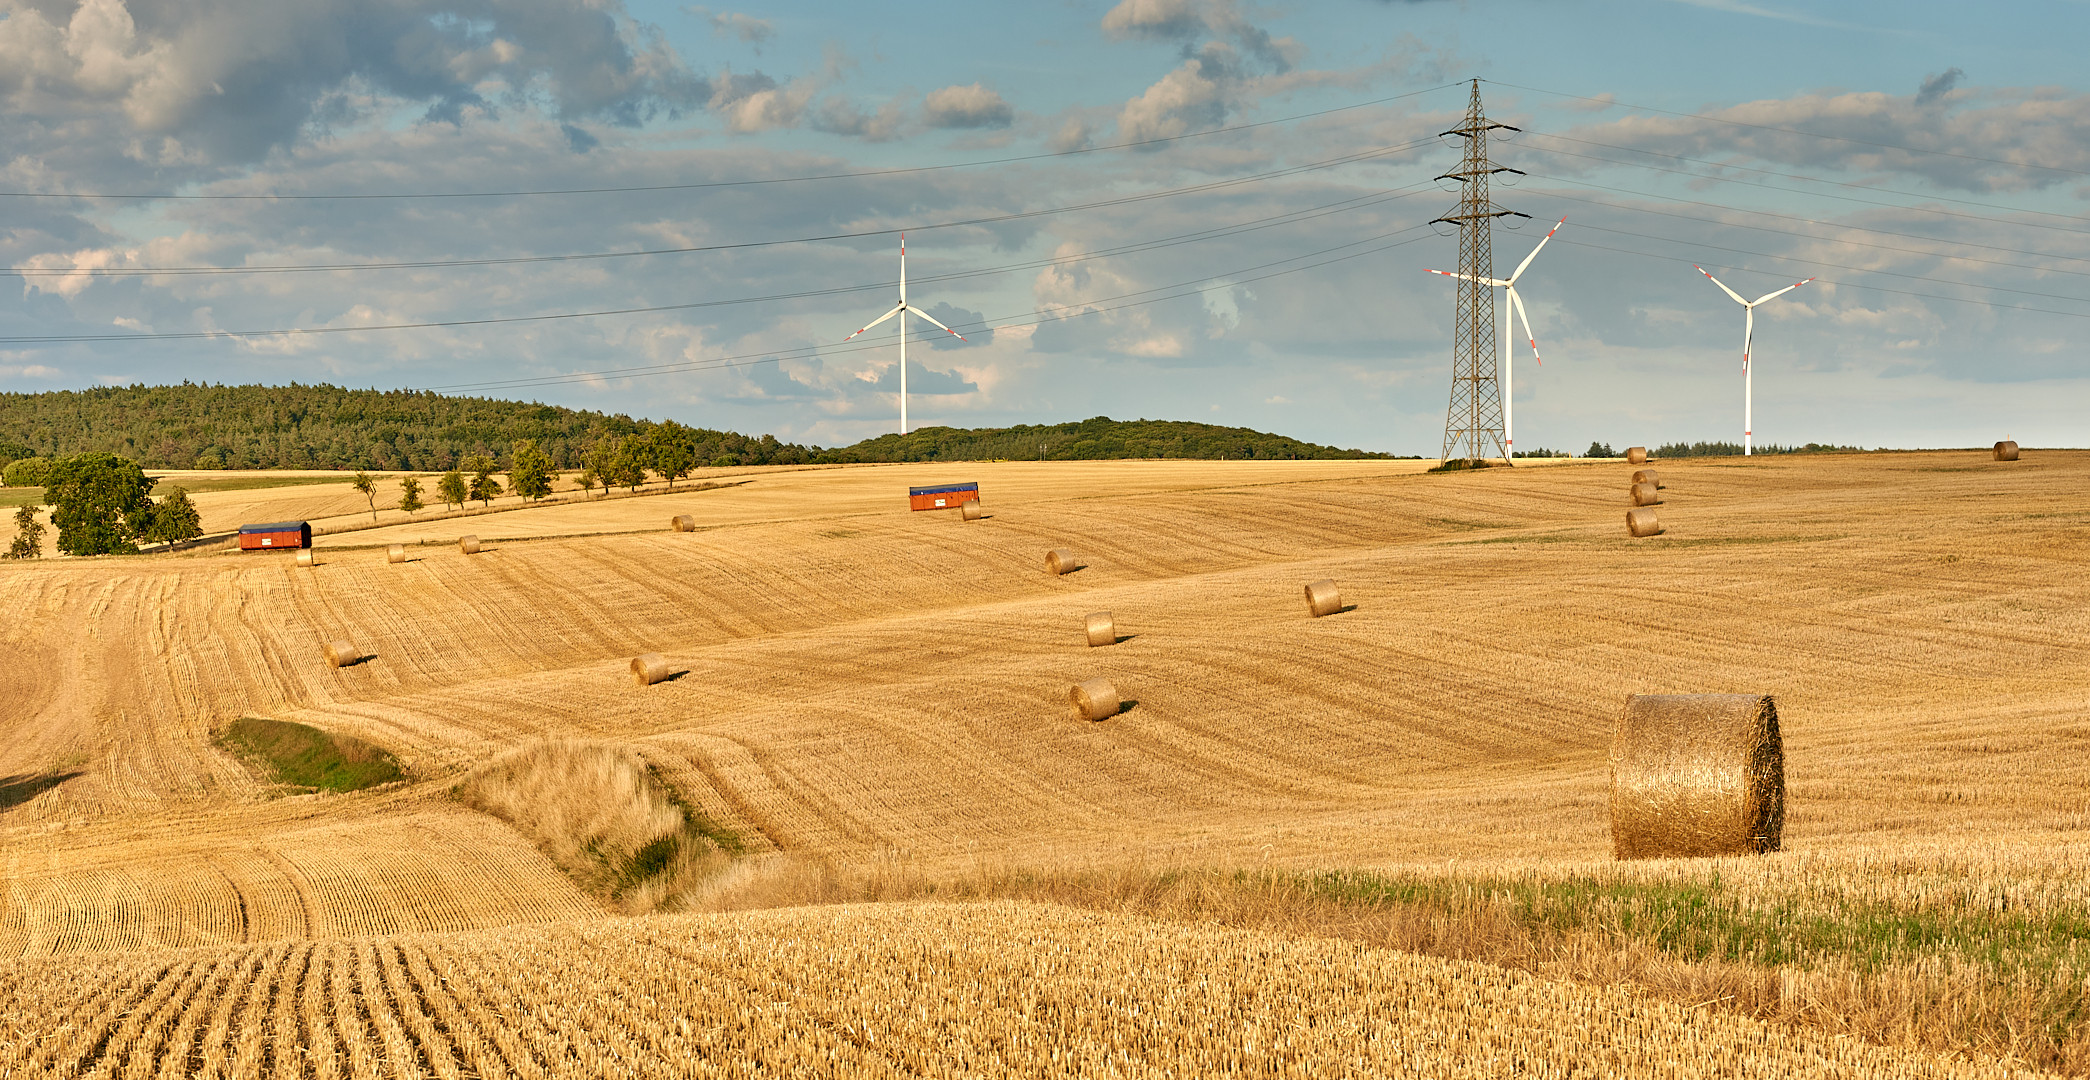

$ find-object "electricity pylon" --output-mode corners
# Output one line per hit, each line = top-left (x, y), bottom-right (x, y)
(1433, 80), (1528, 465)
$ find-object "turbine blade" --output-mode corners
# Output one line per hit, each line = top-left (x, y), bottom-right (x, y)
(1424, 269), (1505, 284)
(1743, 306), (1754, 372)
(843, 304), (905, 341)
(909, 305), (968, 341)
(1509, 287), (1542, 365)
(1752, 277), (1815, 305)
(1697, 265), (1747, 306)
(1508, 217), (1565, 283)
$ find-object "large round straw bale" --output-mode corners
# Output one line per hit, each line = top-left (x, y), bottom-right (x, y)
(1304, 579), (1343, 618)
(1084, 611), (1116, 648)
(1046, 548), (1078, 575)
(631, 653), (671, 686)
(1071, 677), (1121, 721)
(1630, 481), (1661, 507)
(1626, 507), (1662, 537)
(387, 544), (406, 564)
(1626, 446), (1649, 465)
(1611, 694), (1784, 860)
(459, 534), (481, 554)
(1632, 468), (1662, 489)
(324, 640), (360, 669)
(295, 549), (315, 567)
(671, 514), (696, 532)
(961, 499), (983, 522)
(1994, 440), (2020, 461)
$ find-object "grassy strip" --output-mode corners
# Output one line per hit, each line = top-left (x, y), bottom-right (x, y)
(215, 716), (405, 792)
(145, 475), (353, 493)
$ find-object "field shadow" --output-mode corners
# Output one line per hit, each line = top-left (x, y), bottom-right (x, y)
(1116, 700), (1138, 715)
(0, 771), (81, 812)
(339, 653), (375, 668)
(665, 670), (691, 682)
(1113, 633), (1139, 644)
(1337, 604), (1358, 615)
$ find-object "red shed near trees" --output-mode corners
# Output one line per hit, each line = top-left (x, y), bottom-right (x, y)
(908, 483), (979, 511)
(238, 521), (312, 550)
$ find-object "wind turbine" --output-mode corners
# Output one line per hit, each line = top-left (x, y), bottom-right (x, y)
(1426, 217), (1564, 461)
(843, 233), (966, 434)
(1696, 266), (1813, 455)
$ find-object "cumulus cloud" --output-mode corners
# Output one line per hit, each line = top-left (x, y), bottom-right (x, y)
(1103, 0), (1308, 143)
(922, 83), (1013, 129)
(695, 9), (775, 49)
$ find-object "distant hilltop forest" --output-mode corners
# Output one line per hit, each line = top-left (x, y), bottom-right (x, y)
(0, 383), (1391, 473)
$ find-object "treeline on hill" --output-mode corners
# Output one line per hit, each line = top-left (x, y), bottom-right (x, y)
(1650, 441), (1866, 457)
(824, 417), (1401, 462)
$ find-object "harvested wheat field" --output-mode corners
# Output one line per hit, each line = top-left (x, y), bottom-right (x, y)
(3, 451), (2089, 1074)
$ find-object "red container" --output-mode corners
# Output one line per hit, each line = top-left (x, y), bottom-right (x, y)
(907, 483), (980, 512)
(238, 521), (312, 550)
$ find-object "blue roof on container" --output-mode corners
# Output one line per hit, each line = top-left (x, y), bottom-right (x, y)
(238, 521), (310, 534)
(908, 483), (979, 496)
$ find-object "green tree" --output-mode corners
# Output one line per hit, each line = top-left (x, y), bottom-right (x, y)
(44, 453), (155, 555)
(438, 469), (467, 510)
(5, 505), (43, 559)
(583, 430), (621, 497)
(397, 476), (424, 516)
(350, 471), (379, 520)
(139, 487), (203, 545)
(607, 437), (648, 492)
(3, 457), (52, 488)
(574, 466), (599, 498)
(509, 439), (555, 502)
(650, 420), (695, 490)
(466, 454), (503, 507)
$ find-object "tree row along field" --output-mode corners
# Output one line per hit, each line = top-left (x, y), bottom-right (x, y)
(2, 452), (2088, 963)
(0, 900), (2046, 1079)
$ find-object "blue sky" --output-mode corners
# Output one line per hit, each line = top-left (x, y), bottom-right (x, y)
(1, 0), (2086, 454)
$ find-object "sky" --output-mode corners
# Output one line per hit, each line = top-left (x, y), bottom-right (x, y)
(1, 0), (2087, 455)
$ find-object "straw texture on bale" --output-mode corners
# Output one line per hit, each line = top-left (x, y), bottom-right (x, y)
(295, 549), (315, 567)
(671, 515), (696, 532)
(1610, 694), (1785, 860)
(1630, 481), (1661, 507)
(1994, 440), (2020, 461)
(1632, 468), (1662, 489)
(459, 535), (481, 554)
(387, 544), (406, 564)
(1626, 507), (1662, 537)
(961, 499), (984, 521)
(631, 653), (672, 686)
(1084, 611), (1117, 648)
(1626, 446), (1648, 465)
(1070, 677), (1121, 722)
(323, 640), (360, 669)
(1304, 579), (1343, 618)
(1046, 549), (1078, 576)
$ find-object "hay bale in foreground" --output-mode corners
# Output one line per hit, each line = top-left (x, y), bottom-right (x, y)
(459, 535), (481, 555)
(295, 549), (315, 567)
(1084, 612), (1117, 648)
(1046, 549), (1079, 576)
(1626, 507), (1662, 537)
(1994, 440), (2020, 461)
(1626, 446), (1648, 465)
(1304, 579), (1343, 618)
(1632, 468), (1662, 489)
(1611, 694), (1784, 860)
(631, 653), (671, 686)
(1071, 677), (1121, 721)
(1630, 481), (1661, 507)
(387, 544), (406, 564)
(324, 640), (361, 669)
(671, 514), (696, 532)
(961, 499), (983, 522)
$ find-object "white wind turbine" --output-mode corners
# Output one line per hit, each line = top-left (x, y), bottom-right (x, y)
(1695, 266), (1814, 456)
(843, 233), (966, 434)
(1426, 217), (1564, 461)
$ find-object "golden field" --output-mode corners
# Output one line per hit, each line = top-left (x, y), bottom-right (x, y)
(2, 451), (2087, 1076)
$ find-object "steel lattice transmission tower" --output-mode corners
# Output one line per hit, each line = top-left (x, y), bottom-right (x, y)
(1433, 81), (1528, 465)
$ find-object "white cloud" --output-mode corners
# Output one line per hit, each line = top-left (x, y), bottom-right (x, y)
(923, 84), (1013, 130)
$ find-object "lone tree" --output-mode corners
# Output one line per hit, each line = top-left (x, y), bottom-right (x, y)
(350, 471), (379, 521)
(509, 440), (554, 502)
(6, 505), (43, 559)
(45, 453), (156, 555)
(466, 454), (503, 507)
(397, 476), (424, 516)
(140, 487), (203, 545)
(438, 469), (467, 511)
(650, 421), (695, 491)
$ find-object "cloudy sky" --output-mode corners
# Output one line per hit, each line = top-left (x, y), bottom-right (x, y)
(1, 0), (2086, 454)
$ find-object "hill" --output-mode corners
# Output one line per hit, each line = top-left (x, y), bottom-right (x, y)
(821, 416), (1399, 462)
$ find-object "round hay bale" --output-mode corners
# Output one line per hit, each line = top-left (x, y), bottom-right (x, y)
(1626, 507), (1662, 537)
(387, 544), (406, 564)
(1304, 579), (1343, 618)
(1626, 446), (1649, 465)
(961, 499), (983, 522)
(295, 549), (315, 568)
(1084, 611), (1116, 648)
(1994, 440), (2020, 461)
(1630, 481), (1661, 507)
(323, 640), (360, 669)
(1070, 677), (1120, 722)
(671, 514), (696, 532)
(1046, 548), (1078, 576)
(631, 653), (671, 686)
(459, 535), (481, 555)
(1632, 468), (1662, 489)
(1611, 694), (1784, 860)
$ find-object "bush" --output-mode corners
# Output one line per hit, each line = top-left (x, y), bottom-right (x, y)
(3, 457), (51, 488)
(45, 453), (155, 555)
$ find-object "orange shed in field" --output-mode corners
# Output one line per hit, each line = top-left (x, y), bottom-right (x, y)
(238, 521), (311, 550)
(908, 482), (979, 511)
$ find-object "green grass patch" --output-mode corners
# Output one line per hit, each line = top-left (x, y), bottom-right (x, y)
(1453, 532), (1584, 546)
(1425, 517), (1516, 531)
(0, 487), (45, 508)
(146, 474), (369, 493)
(216, 715), (405, 792)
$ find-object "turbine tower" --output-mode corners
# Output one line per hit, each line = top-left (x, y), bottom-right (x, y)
(1431, 80), (1528, 466)
(843, 233), (967, 434)
(1427, 217), (1564, 460)
(1695, 266), (1813, 455)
